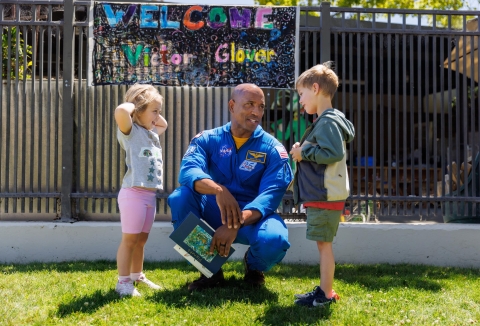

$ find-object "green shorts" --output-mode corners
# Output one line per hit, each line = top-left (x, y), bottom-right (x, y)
(306, 207), (341, 242)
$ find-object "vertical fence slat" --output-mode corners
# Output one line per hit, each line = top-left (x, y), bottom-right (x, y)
(61, 0), (74, 221)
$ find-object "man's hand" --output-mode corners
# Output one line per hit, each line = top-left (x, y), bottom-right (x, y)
(216, 185), (244, 229)
(193, 180), (244, 229)
(210, 225), (238, 257)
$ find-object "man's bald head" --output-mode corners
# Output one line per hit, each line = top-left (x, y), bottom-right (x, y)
(231, 83), (264, 102)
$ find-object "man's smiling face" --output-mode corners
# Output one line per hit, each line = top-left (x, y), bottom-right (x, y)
(229, 85), (265, 138)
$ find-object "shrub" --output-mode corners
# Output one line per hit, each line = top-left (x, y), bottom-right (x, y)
(2, 26), (33, 79)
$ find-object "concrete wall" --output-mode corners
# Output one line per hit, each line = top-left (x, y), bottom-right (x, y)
(2, 222), (480, 268)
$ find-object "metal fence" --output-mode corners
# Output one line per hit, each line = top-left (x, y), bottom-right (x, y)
(1, 1), (479, 222)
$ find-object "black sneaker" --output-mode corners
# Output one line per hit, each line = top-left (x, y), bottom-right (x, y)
(294, 286), (336, 308)
(294, 286), (320, 299)
(295, 287), (340, 300)
(243, 249), (265, 286)
(187, 269), (224, 292)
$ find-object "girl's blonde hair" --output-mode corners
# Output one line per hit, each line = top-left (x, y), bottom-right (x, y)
(295, 61), (339, 100)
(124, 84), (163, 114)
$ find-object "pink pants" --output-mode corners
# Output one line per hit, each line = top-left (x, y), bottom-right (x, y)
(118, 187), (156, 234)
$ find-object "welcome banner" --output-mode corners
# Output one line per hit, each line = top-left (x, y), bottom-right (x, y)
(92, 3), (298, 88)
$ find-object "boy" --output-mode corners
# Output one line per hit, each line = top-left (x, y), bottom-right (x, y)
(289, 62), (355, 307)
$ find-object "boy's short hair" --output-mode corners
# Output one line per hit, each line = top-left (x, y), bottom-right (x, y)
(124, 84), (164, 114)
(296, 62), (339, 99)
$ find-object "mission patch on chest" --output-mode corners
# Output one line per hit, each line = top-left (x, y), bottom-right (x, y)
(246, 150), (266, 163)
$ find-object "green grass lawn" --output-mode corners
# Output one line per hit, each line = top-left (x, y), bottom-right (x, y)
(1, 260), (480, 325)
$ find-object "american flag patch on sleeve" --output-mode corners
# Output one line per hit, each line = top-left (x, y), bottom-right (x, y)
(275, 145), (289, 159)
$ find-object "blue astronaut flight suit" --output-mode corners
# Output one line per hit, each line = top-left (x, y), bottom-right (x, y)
(168, 122), (293, 272)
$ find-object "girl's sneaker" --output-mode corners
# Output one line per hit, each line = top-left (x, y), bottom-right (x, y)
(134, 275), (162, 290)
(115, 280), (141, 297)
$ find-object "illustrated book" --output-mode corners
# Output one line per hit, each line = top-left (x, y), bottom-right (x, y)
(169, 212), (235, 278)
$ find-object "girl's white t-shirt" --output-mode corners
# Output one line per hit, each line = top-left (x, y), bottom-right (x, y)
(117, 123), (164, 190)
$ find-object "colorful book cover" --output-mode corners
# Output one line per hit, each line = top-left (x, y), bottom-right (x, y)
(169, 212), (235, 278)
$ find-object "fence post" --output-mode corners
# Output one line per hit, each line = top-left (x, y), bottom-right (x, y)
(61, 0), (75, 222)
(320, 2), (331, 63)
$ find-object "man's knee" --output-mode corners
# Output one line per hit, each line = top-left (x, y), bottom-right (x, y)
(261, 231), (291, 255)
(261, 214), (290, 250)
(167, 186), (195, 209)
(168, 186), (198, 228)
(249, 234), (289, 272)
(250, 215), (290, 269)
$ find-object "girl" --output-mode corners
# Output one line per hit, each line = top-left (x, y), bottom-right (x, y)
(114, 84), (168, 297)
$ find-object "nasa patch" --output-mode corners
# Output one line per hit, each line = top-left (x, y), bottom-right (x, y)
(219, 145), (233, 158)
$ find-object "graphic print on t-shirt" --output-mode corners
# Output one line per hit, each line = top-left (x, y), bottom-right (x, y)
(139, 147), (161, 159)
(137, 147), (162, 183)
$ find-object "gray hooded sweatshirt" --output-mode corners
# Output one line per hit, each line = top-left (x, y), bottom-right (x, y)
(293, 108), (355, 205)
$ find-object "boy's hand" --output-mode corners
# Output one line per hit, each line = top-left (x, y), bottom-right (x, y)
(290, 147), (303, 162)
(291, 142), (301, 149)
